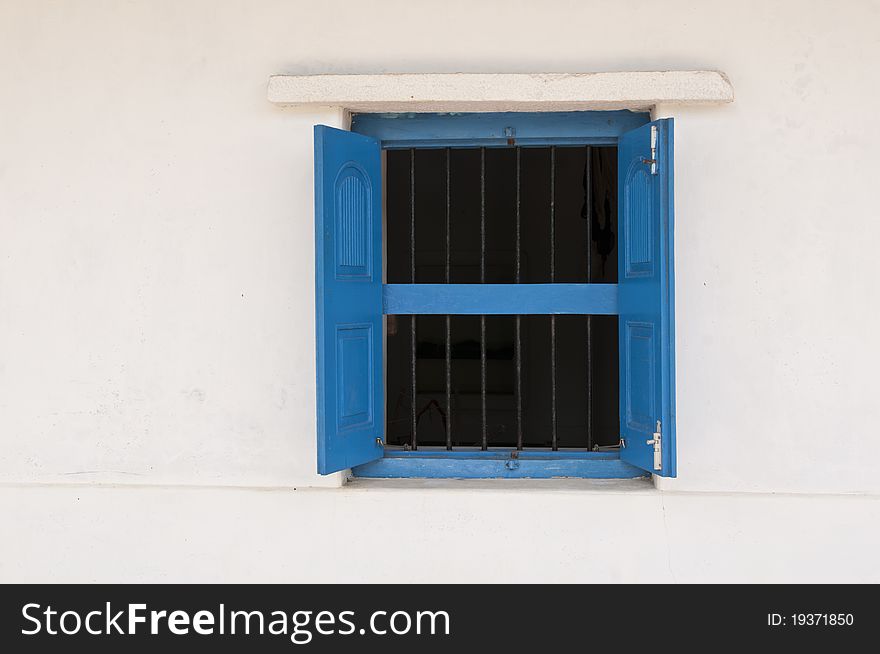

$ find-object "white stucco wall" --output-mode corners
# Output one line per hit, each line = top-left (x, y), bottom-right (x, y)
(2, 0), (879, 582)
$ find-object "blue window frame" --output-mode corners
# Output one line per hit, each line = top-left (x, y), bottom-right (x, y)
(314, 112), (676, 479)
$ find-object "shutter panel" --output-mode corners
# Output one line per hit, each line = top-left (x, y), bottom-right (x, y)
(315, 125), (384, 474)
(617, 119), (676, 477)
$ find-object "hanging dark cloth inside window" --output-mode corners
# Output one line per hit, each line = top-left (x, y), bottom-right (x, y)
(581, 150), (615, 275)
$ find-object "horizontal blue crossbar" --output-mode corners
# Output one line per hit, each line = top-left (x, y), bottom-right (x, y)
(351, 111), (651, 149)
(383, 283), (618, 315)
(352, 450), (647, 479)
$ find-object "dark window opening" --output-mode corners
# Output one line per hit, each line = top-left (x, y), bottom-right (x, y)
(385, 146), (619, 450)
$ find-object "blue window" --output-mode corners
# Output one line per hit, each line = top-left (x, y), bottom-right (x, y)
(314, 112), (675, 479)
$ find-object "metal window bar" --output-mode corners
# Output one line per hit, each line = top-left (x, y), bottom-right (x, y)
(515, 148), (523, 451)
(480, 147), (488, 451)
(550, 146), (558, 451)
(410, 148), (417, 450)
(445, 148), (452, 450)
(585, 145), (593, 450)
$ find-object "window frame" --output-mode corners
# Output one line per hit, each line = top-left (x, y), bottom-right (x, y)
(336, 111), (667, 479)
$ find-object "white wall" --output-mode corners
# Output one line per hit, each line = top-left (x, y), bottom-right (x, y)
(4, 480), (879, 583)
(2, 0), (879, 581)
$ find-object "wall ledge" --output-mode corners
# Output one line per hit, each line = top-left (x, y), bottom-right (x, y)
(267, 71), (733, 113)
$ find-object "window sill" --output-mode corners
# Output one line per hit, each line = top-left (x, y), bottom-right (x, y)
(344, 476), (655, 493)
(352, 450), (647, 480)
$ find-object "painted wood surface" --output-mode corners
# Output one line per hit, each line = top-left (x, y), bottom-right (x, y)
(351, 111), (649, 148)
(383, 283), (619, 315)
(315, 125), (384, 474)
(353, 450), (647, 479)
(617, 119), (677, 477)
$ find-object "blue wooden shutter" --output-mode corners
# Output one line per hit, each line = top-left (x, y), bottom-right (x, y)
(315, 125), (384, 474)
(617, 119), (676, 477)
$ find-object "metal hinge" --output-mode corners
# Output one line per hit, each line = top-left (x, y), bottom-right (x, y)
(641, 125), (659, 175)
(646, 420), (662, 470)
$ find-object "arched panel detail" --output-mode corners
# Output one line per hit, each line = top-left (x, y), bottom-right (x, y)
(624, 164), (653, 278)
(335, 164), (372, 279)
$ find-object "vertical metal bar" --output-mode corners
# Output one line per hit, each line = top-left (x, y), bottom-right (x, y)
(550, 146), (558, 451)
(410, 148), (418, 450)
(445, 148), (452, 451)
(585, 146), (593, 450)
(515, 148), (523, 451)
(480, 147), (488, 451)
